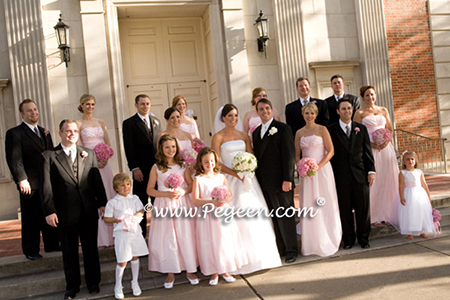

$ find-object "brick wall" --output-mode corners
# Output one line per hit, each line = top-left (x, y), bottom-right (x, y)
(384, 0), (440, 140)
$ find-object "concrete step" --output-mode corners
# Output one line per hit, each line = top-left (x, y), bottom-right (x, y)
(431, 194), (450, 208)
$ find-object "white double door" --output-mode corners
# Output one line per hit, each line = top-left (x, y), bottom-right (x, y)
(120, 18), (212, 143)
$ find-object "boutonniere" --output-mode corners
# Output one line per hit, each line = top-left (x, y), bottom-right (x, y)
(80, 151), (88, 159)
(153, 119), (159, 128)
(268, 127), (278, 136)
(311, 100), (317, 104)
(42, 128), (50, 136)
(354, 127), (360, 135)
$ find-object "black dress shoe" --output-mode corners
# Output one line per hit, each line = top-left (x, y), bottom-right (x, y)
(64, 290), (76, 300)
(285, 254), (297, 263)
(25, 253), (43, 260)
(361, 243), (371, 249)
(343, 244), (353, 249)
(88, 285), (100, 294)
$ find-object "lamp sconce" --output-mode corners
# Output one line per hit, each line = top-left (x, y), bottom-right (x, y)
(54, 14), (70, 67)
(254, 10), (269, 57)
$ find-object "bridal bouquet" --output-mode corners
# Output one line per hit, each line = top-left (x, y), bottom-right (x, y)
(117, 214), (142, 232)
(181, 149), (197, 166)
(211, 185), (230, 203)
(164, 173), (184, 190)
(232, 151), (258, 181)
(432, 208), (442, 237)
(372, 128), (392, 145)
(193, 138), (207, 153)
(93, 142), (114, 161)
(297, 158), (319, 177)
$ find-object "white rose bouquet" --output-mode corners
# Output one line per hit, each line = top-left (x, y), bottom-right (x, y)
(232, 151), (258, 183)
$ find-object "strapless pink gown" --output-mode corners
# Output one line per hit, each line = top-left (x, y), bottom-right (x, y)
(195, 174), (248, 275)
(248, 116), (262, 135)
(179, 123), (199, 139)
(176, 139), (193, 153)
(148, 164), (198, 273)
(362, 115), (399, 224)
(80, 127), (114, 247)
(297, 135), (342, 257)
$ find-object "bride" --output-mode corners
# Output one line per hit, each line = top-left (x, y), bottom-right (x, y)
(211, 104), (281, 274)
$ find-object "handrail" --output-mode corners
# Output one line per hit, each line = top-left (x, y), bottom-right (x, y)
(394, 129), (447, 173)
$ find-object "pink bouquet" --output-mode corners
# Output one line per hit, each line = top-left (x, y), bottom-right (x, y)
(432, 208), (442, 237)
(164, 173), (184, 190)
(372, 128), (392, 146)
(211, 185), (230, 203)
(193, 138), (206, 153)
(181, 149), (197, 166)
(93, 142), (114, 161)
(297, 157), (319, 177)
(117, 214), (142, 232)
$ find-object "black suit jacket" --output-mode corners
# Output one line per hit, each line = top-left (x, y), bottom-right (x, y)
(122, 113), (162, 174)
(252, 120), (295, 192)
(285, 98), (329, 136)
(5, 123), (53, 190)
(325, 94), (361, 125)
(40, 145), (107, 226)
(328, 122), (375, 186)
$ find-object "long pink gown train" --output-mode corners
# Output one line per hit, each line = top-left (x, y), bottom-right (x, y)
(297, 135), (342, 257)
(80, 127), (114, 247)
(362, 115), (399, 224)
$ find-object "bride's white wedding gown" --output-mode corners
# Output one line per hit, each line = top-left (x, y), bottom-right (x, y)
(220, 140), (281, 274)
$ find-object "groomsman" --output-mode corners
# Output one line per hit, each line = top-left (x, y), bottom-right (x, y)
(41, 119), (107, 299)
(285, 77), (329, 136)
(253, 98), (298, 263)
(122, 94), (161, 237)
(5, 99), (59, 260)
(324, 75), (360, 125)
(328, 99), (375, 249)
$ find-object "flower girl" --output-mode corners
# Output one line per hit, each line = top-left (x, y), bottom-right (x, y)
(192, 147), (248, 285)
(146, 134), (198, 289)
(398, 151), (435, 239)
(104, 173), (149, 299)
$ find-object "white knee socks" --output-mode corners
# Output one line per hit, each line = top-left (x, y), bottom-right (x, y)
(131, 260), (140, 284)
(115, 265), (126, 288)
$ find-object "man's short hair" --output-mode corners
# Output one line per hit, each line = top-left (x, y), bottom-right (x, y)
(19, 99), (36, 113)
(330, 75), (344, 82)
(255, 98), (273, 110)
(296, 77), (310, 87)
(59, 119), (78, 131)
(134, 94), (150, 104)
(337, 98), (352, 109)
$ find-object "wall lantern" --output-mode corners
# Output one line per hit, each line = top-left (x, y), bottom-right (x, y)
(254, 10), (269, 56)
(54, 14), (70, 67)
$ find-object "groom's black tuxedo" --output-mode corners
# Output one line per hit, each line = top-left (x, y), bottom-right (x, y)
(253, 119), (298, 256)
(5, 122), (59, 256)
(328, 121), (375, 247)
(325, 94), (360, 125)
(122, 113), (161, 236)
(40, 144), (107, 293)
(285, 98), (329, 136)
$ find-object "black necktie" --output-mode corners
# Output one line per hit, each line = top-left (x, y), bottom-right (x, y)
(34, 127), (40, 138)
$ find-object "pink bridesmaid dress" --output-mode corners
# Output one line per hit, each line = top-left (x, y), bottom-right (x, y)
(80, 127), (115, 247)
(148, 164), (198, 274)
(195, 174), (248, 276)
(297, 135), (342, 257)
(362, 115), (399, 224)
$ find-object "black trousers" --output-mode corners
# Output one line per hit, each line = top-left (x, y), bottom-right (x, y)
(132, 172), (151, 238)
(58, 211), (100, 292)
(261, 188), (298, 256)
(336, 177), (371, 246)
(20, 189), (59, 255)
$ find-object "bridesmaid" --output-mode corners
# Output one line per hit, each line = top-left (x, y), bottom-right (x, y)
(76, 94), (114, 248)
(159, 107), (193, 153)
(172, 95), (201, 139)
(242, 87), (281, 136)
(294, 102), (342, 256)
(354, 85), (399, 226)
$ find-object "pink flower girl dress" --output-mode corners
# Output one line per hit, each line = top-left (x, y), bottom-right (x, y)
(80, 126), (114, 247)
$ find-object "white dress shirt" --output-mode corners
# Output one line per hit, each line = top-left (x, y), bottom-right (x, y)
(260, 118), (274, 139)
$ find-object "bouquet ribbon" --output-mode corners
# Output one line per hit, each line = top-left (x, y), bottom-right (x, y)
(434, 220), (442, 237)
(237, 171), (254, 190)
(118, 214), (142, 232)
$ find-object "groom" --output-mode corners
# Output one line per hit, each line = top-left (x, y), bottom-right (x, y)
(252, 98), (298, 263)
(328, 99), (375, 249)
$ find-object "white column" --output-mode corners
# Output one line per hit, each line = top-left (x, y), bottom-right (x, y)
(355, 0), (395, 122)
(273, 0), (309, 104)
(3, 0), (53, 131)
